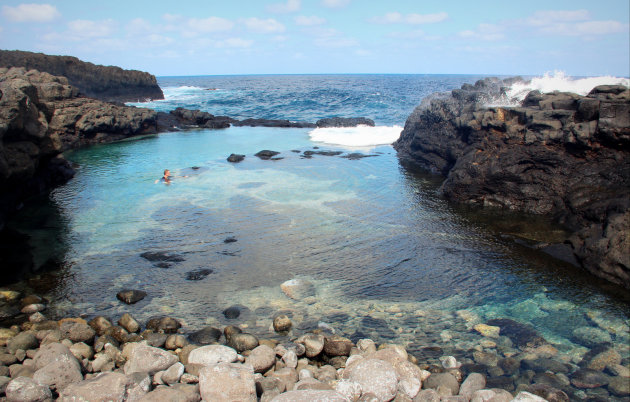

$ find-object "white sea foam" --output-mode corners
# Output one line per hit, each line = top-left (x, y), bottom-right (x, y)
(309, 125), (403, 148)
(509, 71), (629, 100)
(489, 71), (630, 106)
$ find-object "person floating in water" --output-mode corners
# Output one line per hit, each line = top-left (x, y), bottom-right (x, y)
(155, 169), (189, 184)
(155, 169), (172, 184)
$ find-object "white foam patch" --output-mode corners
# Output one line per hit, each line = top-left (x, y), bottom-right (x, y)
(504, 71), (629, 104)
(309, 125), (402, 147)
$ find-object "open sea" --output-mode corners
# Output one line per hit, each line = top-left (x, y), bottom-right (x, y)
(6, 74), (630, 399)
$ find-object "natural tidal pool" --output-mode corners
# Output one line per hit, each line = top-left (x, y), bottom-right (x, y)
(6, 126), (630, 398)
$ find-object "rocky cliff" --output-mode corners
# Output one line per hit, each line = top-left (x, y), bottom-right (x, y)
(0, 50), (164, 102)
(0, 67), (159, 231)
(394, 78), (630, 289)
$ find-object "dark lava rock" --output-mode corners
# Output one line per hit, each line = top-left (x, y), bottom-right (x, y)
(393, 77), (630, 289)
(140, 251), (185, 263)
(227, 154), (245, 163)
(316, 117), (375, 128)
(223, 306), (241, 319)
(116, 289), (147, 305)
(0, 50), (164, 102)
(233, 118), (315, 128)
(341, 153), (377, 160)
(486, 318), (546, 348)
(155, 262), (172, 269)
(185, 269), (213, 281)
(188, 327), (222, 345)
(255, 150), (281, 160)
(570, 368), (610, 389)
(224, 237), (237, 243)
(146, 316), (181, 334)
(303, 150), (344, 157)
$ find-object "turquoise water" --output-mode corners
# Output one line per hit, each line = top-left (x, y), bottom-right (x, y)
(5, 74), (629, 399)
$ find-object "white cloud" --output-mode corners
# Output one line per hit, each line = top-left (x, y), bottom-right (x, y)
(267, 0), (301, 13)
(243, 17), (285, 34)
(371, 11), (448, 25)
(2, 3), (60, 22)
(187, 17), (234, 34)
(524, 9), (628, 37)
(295, 15), (326, 26)
(310, 27), (358, 48)
(526, 9), (590, 26)
(67, 19), (118, 39)
(216, 37), (253, 48)
(458, 23), (504, 41)
(388, 29), (441, 41)
(321, 0), (351, 8)
(126, 18), (153, 35)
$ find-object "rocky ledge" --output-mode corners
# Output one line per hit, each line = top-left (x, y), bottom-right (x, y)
(394, 78), (630, 289)
(0, 50), (164, 103)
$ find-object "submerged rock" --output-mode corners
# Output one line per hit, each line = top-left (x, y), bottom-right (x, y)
(280, 279), (316, 300)
(227, 153), (245, 163)
(185, 269), (213, 281)
(188, 327), (222, 345)
(116, 290), (147, 305)
(486, 318), (546, 348)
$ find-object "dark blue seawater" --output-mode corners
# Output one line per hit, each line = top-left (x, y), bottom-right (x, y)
(130, 74), (489, 126)
(8, 75), (629, 390)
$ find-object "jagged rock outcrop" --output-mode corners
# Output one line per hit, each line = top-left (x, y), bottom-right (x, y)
(394, 78), (630, 289)
(316, 117), (375, 127)
(0, 67), (159, 226)
(0, 50), (164, 102)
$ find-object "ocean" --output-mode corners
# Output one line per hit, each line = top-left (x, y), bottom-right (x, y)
(7, 73), (630, 398)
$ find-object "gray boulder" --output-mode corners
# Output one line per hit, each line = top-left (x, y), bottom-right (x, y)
(342, 358), (399, 401)
(58, 372), (137, 402)
(5, 376), (53, 402)
(199, 363), (256, 401)
(271, 389), (348, 401)
(187, 345), (238, 366)
(124, 343), (178, 375)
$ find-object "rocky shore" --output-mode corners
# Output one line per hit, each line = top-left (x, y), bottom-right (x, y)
(394, 78), (630, 289)
(1, 286), (628, 402)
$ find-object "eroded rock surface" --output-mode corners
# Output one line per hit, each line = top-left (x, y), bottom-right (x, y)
(394, 78), (630, 288)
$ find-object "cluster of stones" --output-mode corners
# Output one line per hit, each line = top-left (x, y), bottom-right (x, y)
(7, 290), (626, 401)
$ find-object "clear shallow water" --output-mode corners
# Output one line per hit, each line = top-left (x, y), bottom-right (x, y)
(5, 74), (630, 398)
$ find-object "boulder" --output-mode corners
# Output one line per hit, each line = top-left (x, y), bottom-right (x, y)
(228, 333), (259, 352)
(270, 389), (347, 401)
(246, 345), (276, 373)
(145, 316), (181, 333)
(423, 372), (460, 395)
(323, 335), (354, 356)
(7, 331), (38, 353)
(188, 327), (222, 345)
(5, 376), (53, 402)
(199, 363), (256, 401)
(124, 343), (178, 375)
(296, 333), (325, 358)
(187, 345), (238, 366)
(58, 372), (135, 402)
(59, 321), (96, 343)
(273, 315), (293, 333)
(118, 313), (141, 333)
(116, 290), (147, 305)
(342, 358), (399, 401)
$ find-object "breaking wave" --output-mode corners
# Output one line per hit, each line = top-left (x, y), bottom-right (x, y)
(308, 125), (403, 148)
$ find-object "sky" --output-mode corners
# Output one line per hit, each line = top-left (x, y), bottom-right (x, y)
(0, 0), (628, 77)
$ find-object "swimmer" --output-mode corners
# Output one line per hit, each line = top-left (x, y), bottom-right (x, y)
(155, 169), (172, 184)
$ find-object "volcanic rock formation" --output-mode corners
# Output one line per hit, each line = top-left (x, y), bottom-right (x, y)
(394, 78), (630, 288)
(0, 50), (164, 102)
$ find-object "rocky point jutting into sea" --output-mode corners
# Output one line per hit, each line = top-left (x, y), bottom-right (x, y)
(394, 77), (630, 290)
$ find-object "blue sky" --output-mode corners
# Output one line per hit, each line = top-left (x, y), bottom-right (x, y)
(1, 0), (628, 77)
